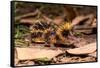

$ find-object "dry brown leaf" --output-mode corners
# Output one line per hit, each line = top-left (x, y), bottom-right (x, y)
(88, 51), (96, 57)
(67, 42), (96, 55)
(19, 18), (35, 25)
(60, 58), (72, 63)
(72, 14), (94, 27)
(74, 29), (92, 34)
(27, 61), (35, 65)
(72, 15), (86, 26)
(15, 58), (19, 65)
(15, 47), (63, 61)
(92, 18), (97, 28)
(15, 9), (40, 21)
(53, 16), (64, 25)
(42, 15), (52, 22)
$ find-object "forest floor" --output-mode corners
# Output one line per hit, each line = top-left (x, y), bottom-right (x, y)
(13, 2), (97, 66)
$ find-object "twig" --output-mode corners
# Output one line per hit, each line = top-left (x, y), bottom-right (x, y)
(15, 9), (40, 21)
(74, 25), (96, 30)
(71, 14), (94, 27)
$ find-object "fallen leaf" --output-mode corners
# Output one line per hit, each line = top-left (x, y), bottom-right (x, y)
(15, 47), (63, 61)
(67, 42), (96, 55)
(15, 9), (40, 21)
(60, 57), (72, 63)
(20, 18), (36, 24)
(72, 14), (94, 27)
(15, 58), (19, 65)
(88, 51), (96, 57)
(53, 16), (64, 25)
(25, 61), (35, 65)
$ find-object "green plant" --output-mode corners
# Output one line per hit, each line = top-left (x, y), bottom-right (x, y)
(35, 57), (52, 64)
(74, 32), (83, 37)
(15, 24), (29, 39)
